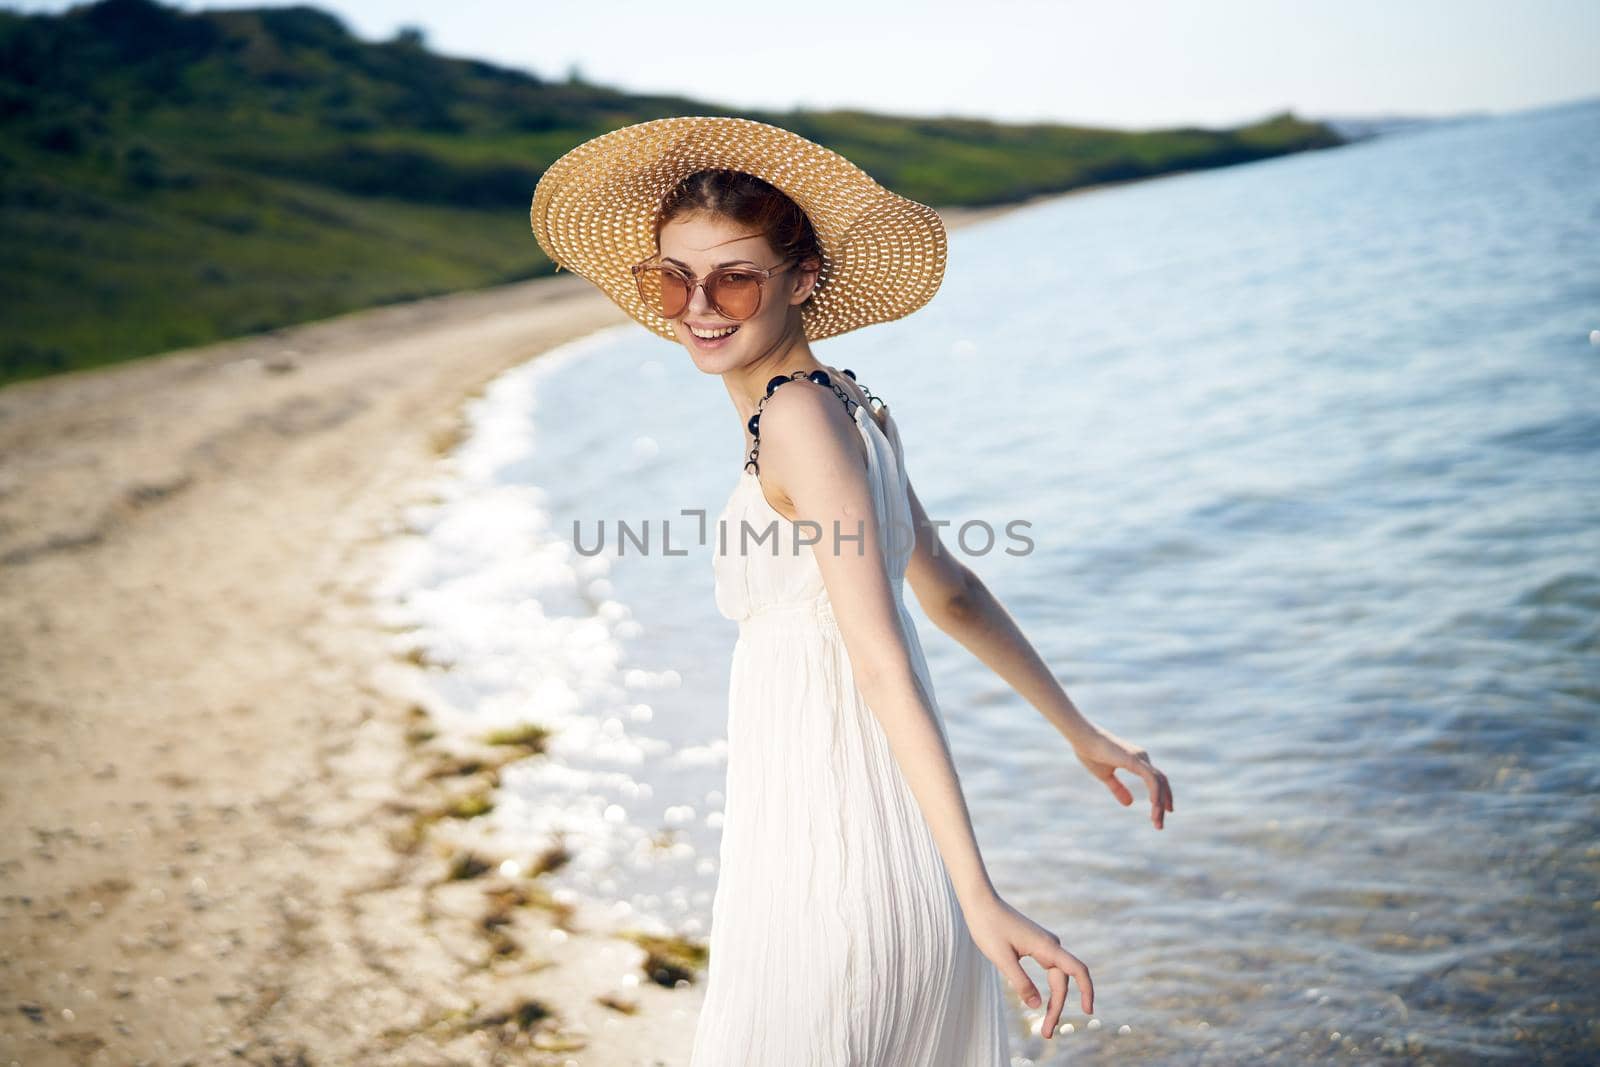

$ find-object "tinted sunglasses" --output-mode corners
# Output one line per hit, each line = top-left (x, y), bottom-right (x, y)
(631, 256), (798, 321)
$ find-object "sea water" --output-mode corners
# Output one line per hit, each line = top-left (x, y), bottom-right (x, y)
(374, 96), (1600, 1063)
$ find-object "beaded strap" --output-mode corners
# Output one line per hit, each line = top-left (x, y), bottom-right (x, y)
(744, 367), (886, 475)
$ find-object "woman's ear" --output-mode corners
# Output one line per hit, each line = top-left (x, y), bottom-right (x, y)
(793, 254), (822, 305)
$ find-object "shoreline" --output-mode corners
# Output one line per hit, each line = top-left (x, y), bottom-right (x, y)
(0, 188), (1077, 1065)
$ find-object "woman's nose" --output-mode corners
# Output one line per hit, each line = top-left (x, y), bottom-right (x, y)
(686, 281), (716, 316)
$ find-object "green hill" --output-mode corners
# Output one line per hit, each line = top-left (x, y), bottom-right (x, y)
(0, 0), (1345, 385)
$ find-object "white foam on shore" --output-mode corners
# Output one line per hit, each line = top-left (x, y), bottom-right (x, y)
(370, 324), (719, 939)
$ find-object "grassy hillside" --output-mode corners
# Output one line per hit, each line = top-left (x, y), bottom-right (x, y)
(0, 0), (1345, 385)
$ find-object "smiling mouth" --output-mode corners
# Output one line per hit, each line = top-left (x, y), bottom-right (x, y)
(687, 324), (740, 339)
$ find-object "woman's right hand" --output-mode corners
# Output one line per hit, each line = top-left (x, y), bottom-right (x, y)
(964, 892), (1093, 1039)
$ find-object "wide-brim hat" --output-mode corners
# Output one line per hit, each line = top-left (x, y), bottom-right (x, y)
(528, 115), (949, 343)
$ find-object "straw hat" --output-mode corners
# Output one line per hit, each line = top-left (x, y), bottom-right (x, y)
(528, 115), (949, 343)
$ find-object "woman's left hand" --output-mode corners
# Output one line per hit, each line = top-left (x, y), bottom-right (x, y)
(1071, 724), (1174, 829)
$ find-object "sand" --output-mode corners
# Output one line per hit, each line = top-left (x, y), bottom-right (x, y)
(0, 199), (1035, 1066)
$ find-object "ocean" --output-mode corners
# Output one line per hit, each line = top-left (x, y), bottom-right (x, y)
(373, 95), (1600, 1064)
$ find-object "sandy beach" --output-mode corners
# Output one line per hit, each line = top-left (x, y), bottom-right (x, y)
(0, 199), (1031, 1066)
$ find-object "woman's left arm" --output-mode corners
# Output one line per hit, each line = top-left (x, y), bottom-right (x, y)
(903, 479), (1176, 830)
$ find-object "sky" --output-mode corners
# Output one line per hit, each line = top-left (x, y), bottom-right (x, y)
(8, 0), (1598, 129)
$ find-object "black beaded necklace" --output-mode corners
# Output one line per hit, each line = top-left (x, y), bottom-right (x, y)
(744, 367), (884, 475)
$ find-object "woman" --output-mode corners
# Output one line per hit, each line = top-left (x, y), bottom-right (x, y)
(531, 116), (1173, 1065)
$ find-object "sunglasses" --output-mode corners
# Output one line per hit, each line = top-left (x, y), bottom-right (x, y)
(631, 256), (798, 321)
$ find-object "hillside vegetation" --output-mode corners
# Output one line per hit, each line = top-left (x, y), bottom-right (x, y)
(0, 0), (1345, 384)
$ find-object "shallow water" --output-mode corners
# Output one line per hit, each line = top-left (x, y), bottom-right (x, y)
(375, 96), (1600, 1064)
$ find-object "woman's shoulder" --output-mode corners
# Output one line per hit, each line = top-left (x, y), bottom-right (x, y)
(755, 369), (871, 473)
(757, 371), (855, 439)
(761, 364), (892, 430)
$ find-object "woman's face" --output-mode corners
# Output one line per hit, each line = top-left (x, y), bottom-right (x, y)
(655, 212), (816, 375)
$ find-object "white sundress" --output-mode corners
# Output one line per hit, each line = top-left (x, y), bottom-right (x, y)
(689, 369), (1012, 1066)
